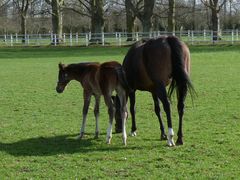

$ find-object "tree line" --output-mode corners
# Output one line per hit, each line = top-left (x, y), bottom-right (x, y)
(0, 0), (239, 42)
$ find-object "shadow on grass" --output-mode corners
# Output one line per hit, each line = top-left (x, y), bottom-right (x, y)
(0, 134), (130, 157)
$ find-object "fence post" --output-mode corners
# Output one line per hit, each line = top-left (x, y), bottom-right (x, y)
(203, 29), (206, 41)
(115, 32), (118, 45)
(70, 33), (73, 46)
(10, 34), (13, 46)
(236, 29), (239, 41)
(38, 34), (41, 45)
(85, 33), (89, 46)
(191, 30), (194, 45)
(76, 33), (78, 45)
(27, 35), (30, 45)
(15, 33), (18, 43)
(118, 32), (121, 46)
(231, 30), (234, 45)
(187, 30), (190, 42)
(136, 32), (139, 41)
(54, 34), (57, 46)
(102, 32), (105, 46)
(63, 33), (66, 43)
(4, 34), (7, 45)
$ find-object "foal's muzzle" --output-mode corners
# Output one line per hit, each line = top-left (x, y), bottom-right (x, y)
(56, 82), (66, 93)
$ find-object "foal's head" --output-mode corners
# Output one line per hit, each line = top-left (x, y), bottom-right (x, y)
(56, 63), (72, 93)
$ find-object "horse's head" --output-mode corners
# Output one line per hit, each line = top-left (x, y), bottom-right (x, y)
(56, 63), (71, 93)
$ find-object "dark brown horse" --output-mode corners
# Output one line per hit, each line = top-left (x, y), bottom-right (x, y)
(115, 36), (194, 146)
(56, 61), (128, 145)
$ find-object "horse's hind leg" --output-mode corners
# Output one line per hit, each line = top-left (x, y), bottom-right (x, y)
(78, 90), (91, 139)
(94, 95), (100, 138)
(176, 86), (187, 145)
(129, 91), (137, 136)
(152, 94), (167, 140)
(155, 82), (175, 146)
(104, 94), (115, 144)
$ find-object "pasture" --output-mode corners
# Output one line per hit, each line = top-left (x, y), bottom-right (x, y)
(0, 45), (240, 179)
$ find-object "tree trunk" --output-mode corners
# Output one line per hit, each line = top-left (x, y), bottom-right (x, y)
(21, 14), (27, 43)
(142, 0), (154, 33)
(211, 8), (220, 41)
(51, 0), (63, 43)
(125, 0), (135, 41)
(192, 0), (196, 30)
(168, 0), (175, 33)
(90, 0), (104, 43)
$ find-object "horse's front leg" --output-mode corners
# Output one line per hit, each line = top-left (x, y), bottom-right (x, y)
(94, 95), (100, 138)
(78, 90), (91, 139)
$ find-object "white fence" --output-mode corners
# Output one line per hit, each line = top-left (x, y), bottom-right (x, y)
(0, 30), (239, 47)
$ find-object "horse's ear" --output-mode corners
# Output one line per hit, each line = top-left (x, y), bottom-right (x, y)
(58, 63), (65, 70)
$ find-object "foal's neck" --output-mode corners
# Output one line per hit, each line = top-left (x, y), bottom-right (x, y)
(67, 63), (96, 82)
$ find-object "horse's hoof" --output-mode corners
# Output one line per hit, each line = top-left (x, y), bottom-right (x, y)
(176, 138), (183, 146)
(160, 134), (167, 141)
(167, 135), (175, 147)
(130, 131), (137, 136)
(167, 140), (175, 147)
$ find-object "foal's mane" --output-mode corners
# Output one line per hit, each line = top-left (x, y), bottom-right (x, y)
(65, 62), (99, 73)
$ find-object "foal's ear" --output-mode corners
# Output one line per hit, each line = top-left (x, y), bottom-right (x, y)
(58, 63), (65, 70)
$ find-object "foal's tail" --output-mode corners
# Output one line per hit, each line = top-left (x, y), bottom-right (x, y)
(166, 36), (195, 101)
(115, 66), (131, 93)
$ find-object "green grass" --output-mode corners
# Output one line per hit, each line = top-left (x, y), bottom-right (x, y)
(0, 45), (240, 179)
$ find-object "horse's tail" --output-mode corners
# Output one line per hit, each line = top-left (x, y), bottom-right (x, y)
(115, 66), (131, 92)
(166, 36), (195, 100)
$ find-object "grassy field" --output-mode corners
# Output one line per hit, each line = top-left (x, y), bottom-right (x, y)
(0, 45), (240, 179)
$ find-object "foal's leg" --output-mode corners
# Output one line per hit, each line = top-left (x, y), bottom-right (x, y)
(117, 90), (128, 146)
(94, 95), (100, 138)
(155, 82), (175, 146)
(104, 94), (115, 144)
(152, 94), (167, 140)
(129, 91), (137, 136)
(176, 86), (187, 145)
(78, 90), (91, 139)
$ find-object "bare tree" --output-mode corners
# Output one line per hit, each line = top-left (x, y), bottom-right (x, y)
(201, 0), (227, 41)
(13, 0), (31, 42)
(128, 0), (155, 33)
(65, 0), (104, 42)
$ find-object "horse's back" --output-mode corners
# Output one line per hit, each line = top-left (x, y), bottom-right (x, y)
(143, 37), (172, 86)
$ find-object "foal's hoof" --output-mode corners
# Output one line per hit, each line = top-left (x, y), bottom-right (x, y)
(160, 134), (167, 141)
(77, 132), (84, 140)
(176, 138), (183, 146)
(106, 136), (112, 144)
(130, 131), (137, 137)
(94, 132), (99, 139)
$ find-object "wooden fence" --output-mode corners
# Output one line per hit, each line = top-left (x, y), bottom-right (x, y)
(0, 30), (239, 47)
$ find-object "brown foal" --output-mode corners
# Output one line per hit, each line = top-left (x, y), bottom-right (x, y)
(56, 61), (128, 145)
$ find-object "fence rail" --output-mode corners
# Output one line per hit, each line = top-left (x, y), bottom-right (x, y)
(0, 30), (239, 47)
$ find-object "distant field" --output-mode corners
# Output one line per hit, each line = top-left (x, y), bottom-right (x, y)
(0, 45), (239, 179)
